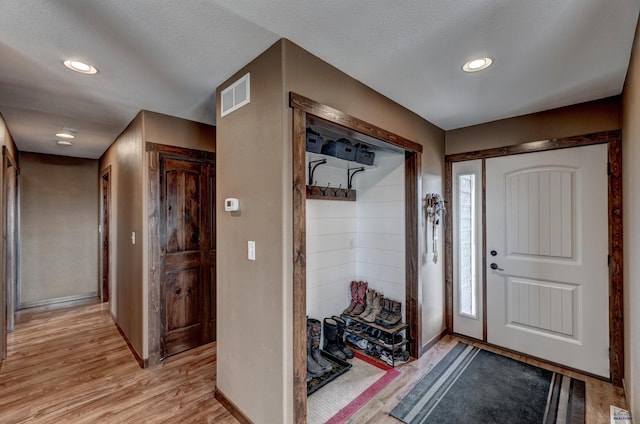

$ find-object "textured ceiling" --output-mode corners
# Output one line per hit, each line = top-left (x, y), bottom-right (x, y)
(0, 0), (638, 158)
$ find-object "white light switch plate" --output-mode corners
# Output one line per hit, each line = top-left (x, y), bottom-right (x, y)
(248, 241), (256, 260)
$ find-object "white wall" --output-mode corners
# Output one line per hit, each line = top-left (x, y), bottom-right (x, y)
(306, 152), (405, 321)
(356, 154), (405, 317)
(306, 200), (357, 320)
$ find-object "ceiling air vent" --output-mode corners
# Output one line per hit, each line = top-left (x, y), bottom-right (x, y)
(220, 73), (250, 117)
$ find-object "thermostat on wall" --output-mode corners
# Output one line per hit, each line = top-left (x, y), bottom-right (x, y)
(224, 198), (239, 212)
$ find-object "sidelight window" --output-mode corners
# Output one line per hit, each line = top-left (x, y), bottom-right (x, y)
(458, 174), (477, 318)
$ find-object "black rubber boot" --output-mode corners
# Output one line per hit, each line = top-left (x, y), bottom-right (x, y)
(323, 318), (347, 360)
(332, 316), (354, 359)
(307, 319), (325, 378)
(308, 318), (332, 372)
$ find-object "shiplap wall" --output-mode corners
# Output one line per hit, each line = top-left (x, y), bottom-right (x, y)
(306, 153), (405, 321)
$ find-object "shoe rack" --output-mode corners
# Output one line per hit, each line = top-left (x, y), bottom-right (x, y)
(341, 315), (410, 367)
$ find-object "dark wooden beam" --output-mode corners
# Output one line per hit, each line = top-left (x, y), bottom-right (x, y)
(292, 108), (308, 424)
(444, 161), (453, 335)
(608, 136), (623, 387)
(445, 130), (621, 163)
(405, 152), (421, 357)
(290, 92), (423, 154)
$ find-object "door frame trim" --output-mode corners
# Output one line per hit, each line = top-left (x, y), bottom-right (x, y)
(290, 92), (423, 423)
(146, 142), (216, 366)
(100, 165), (111, 304)
(2, 146), (18, 342)
(444, 129), (623, 386)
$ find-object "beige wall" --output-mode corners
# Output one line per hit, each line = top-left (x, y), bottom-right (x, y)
(19, 152), (98, 306)
(216, 39), (445, 423)
(446, 96), (621, 154)
(99, 110), (215, 360)
(216, 42), (287, 424)
(100, 113), (145, 355)
(622, 16), (640, 418)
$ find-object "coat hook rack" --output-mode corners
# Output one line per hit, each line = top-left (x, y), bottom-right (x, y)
(321, 182), (331, 196)
(309, 159), (327, 185)
(347, 167), (365, 189)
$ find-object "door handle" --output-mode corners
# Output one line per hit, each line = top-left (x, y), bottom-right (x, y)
(490, 263), (504, 271)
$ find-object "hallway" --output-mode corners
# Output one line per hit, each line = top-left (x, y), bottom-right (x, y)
(0, 301), (237, 423)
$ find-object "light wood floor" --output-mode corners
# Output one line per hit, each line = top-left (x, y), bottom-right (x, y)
(0, 303), (628, 424)
(346, 335), (628, 424)
(0, 301), (238, 424)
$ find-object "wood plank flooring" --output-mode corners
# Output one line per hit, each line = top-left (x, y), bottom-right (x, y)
(345, 335), (628, 424)
(0, 302), (628, 423)
(0, 302), (238, 424)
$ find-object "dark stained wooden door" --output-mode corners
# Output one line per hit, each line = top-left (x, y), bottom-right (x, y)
(160, 155), (215, 357)
(101, 170), (110, 303)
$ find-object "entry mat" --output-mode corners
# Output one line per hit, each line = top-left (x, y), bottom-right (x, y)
(390, 342), (585, 424)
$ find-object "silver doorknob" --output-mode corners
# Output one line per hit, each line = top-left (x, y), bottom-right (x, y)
(490, 263), (504, 271)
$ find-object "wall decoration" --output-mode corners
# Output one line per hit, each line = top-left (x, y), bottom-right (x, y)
(425, 193), (446, 263)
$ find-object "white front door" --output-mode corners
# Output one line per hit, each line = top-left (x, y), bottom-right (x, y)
(486, 144), (609, 377)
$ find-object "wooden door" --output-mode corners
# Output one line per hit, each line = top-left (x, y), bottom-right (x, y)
(101, 169), (110, 303)
(160, 155), (216, 357)
(486, 144), (609, 377)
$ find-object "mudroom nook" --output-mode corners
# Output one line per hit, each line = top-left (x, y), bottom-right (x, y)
(291, 93), (424, 422)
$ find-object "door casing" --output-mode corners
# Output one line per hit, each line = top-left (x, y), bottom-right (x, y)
(100, 166), (111, 303)
(444, 129), (623, 386)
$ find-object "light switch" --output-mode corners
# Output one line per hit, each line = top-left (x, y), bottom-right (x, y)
(248, 241), (256, 261)
(131, 232), (136, 245)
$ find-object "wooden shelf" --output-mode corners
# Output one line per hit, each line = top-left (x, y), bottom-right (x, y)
(345, 314), (407, 333)
(307, 151), (376, 170)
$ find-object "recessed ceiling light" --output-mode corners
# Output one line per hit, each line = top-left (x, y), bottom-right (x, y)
(56, 132), (75, 139)
(63, 59), (98, 75)
(463, 57), (493, 73)
(57, 140), (73, 146)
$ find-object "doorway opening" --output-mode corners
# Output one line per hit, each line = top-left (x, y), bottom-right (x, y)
(291, 93), (423, 422)
(445, 130), (623, 386)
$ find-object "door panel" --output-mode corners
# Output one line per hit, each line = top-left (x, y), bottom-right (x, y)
(160, 155), (215, 358)
(486, 144), (608, 377)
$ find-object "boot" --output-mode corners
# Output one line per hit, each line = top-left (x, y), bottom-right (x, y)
(332, 316), (354, 359)
(342, 280), (359, 315)
(362, 292), (383, 323)
(375, 298), (391, 326)
(323, 318), (346, 360)
(307, 320), (326, 378)
(308, 318), (332, 372)
(380, 300), (402, 327)
(350, 281), (368, 316)
(359, 289), (375, 318)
